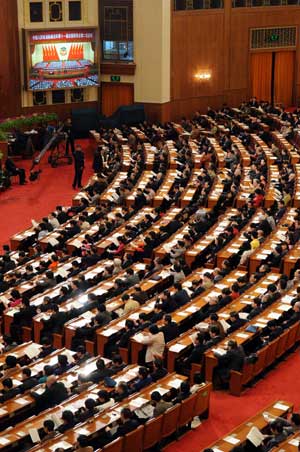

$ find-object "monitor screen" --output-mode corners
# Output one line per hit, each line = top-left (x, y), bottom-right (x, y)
(25, 28), (99, 91)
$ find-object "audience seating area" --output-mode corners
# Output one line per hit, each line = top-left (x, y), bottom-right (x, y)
(1, 101), (300, 451)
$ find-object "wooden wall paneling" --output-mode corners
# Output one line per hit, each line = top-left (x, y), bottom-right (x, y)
(0, 0), (21, 118)
(101, 82), (134, 116)
(171, 5), (300, 118)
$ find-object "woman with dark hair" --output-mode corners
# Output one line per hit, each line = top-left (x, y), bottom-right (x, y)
(9, 289), (22, 307)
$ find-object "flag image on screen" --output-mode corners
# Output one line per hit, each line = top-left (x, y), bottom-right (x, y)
(27, 29), (99, 91)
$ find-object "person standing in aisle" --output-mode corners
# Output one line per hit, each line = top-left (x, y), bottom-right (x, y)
(73, 145), (85, 189)
(64, 118), (75, 156)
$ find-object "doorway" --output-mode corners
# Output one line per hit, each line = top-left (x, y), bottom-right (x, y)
(250, 50), (295, 106)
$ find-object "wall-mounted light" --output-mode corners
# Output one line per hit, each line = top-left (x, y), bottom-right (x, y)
(194, 72), (212, 81)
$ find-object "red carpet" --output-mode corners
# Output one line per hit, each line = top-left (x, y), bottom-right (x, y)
(1, 140), (300, 451)
(0, 139), (94, 250)
(166, 349), (300, 452)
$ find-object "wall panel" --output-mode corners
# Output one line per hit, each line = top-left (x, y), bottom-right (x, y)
(0, 0), (22, 118)
(171, 5), (300, 119)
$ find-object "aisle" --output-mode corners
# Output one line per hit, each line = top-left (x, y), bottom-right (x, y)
(166, 349), (300, 452)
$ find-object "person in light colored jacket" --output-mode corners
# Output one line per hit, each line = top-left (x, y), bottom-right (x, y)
(140, 324), (165, 364)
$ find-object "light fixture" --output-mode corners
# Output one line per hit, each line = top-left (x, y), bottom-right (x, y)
(194, 72), (212, 81)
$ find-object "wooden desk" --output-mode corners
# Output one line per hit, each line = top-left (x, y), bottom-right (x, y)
(293, 164), (300, 208)
(216, 209), (263, 268)
(236, 168), (254, 207)
(249, 208), (298, 275)
(100, 172), (128, 203)
(208, 137), (225, 168)
(185, 208), (239, 266)
(207, 168), (231, 208)
(265, 165), (281, 208)
(125, 171), (156, 207)
(272, 432), (300, 451)
(283, 241), (300, 278)
(204, 272), (286, 382)
(205, 400), (293, 452)
(125, 207), (182, 254)
(95, 207), (155, 255)
(27, 373), (189, 452)
(131, 268), (248, 366)
(180, 169), (205, 207)
(251, 134), (277, 166)
(153, 170), (179, 207)
(231, 135), (251, 167)
(32, 262), (148, 343)
(65, 264), (172, 351)
(165, 269), (248, 372)
(272, 131), (299, 164)
(154, 210), (211, 261)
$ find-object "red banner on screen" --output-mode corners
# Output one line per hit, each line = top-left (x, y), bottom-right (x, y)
(30, 29), (96, 44)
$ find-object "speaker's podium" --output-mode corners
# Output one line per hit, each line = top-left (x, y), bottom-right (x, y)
(99, 104), (145, 129)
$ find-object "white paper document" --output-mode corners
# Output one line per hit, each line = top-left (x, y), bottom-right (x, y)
(224, 436), (240, 445)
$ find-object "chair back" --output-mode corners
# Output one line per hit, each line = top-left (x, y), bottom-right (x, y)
(123, 425), (144, 452)
(161, 404), (181, 439)
(52, 333), (63, 349)
(264, 337), (279, 368)
(193, 384), (212, 417)
(85, 340), (95, 355)
(253, 346), (268, 377)
(102, 437), (123, 452)
(275, 328), (289, 358)
(143, 415), (163, 450)
(285, 322), (299, 351)
(178, 392), (198, 428)
(119, 347), (129, 363)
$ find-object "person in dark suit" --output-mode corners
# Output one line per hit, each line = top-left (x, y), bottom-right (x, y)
(160, 314), (179, 343)
(205, 325), (222, 348)
(132, 286), (148, 304)
(213, 340), (245, 388)
(31, 375), (68, 410)
(227, 311), (247, 334)
(93, 146), (103, 173)
(264, 420), (289, 451)
(106, 407), (139, 442)
(80, 358), (112, 384)
(150, 358), (167, 381)
(262, 320), (283, 342)
(5, 158), (27, 185)
(19, 367), (38, 393)
(64, 118), (75, 156)
(172, 282), (190, 306)
(247, 298), (262, 320)
(41, 305), (68, 339)
(56, 206), (69, 224)
(184, 333), (206, 367)
(58, 410), (77, 433)
(73, 145), (85, 189)
(0, 378), (20, 402)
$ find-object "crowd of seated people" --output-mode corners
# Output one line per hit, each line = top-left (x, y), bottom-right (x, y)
(1, 99), (300, 450)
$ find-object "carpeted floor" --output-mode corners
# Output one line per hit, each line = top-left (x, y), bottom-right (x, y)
(166, 349), (300, 451)
(0, 139), (94, 250)
(1, 139), (300, 451)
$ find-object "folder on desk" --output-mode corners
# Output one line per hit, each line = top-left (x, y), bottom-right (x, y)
(29, 428), (40, 443)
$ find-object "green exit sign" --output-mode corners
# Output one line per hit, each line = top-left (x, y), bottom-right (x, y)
(111, 75), (121, 82)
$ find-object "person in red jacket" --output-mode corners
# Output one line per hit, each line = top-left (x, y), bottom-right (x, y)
(253, 188), (264, 208)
